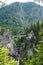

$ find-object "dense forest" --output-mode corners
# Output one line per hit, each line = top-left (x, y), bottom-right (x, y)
(0, 1), (43, 65)
(0, 21), (43, 65)
(0, 2), (43, 35)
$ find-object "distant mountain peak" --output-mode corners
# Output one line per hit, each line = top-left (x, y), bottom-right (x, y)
(0, 2), (43, 34)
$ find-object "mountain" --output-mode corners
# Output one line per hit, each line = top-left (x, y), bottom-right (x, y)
(0, 2), (43, 35)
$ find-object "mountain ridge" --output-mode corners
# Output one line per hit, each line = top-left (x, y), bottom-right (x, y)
(0, 2), (43, 34)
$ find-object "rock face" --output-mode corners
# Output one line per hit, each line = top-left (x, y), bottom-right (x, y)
(26, 31), (35, 40)
(0, 30), (15, 54)
(0, 30), (36, 59)
(27, 48), (34, 57)
(26, 31), (36, 57)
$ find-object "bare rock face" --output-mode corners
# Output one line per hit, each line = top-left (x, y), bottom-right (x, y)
(0, 29), (36, 60)
(27, 48), (34, 57)
(0, 30), (18, 55)
(26, 31), (34, 40)
(24, 31), (36, 57)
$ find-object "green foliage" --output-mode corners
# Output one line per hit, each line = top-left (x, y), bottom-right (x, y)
(0, 27), (5, 35)
(0, 47), (17, 65)
(0, 20), (43, 65)
(22, 22), (43, 65)
(29, 43), (43, 65)
(0, 2), (43, 35)
(22, 43), (43, 65)
(0, 1), (5, 7)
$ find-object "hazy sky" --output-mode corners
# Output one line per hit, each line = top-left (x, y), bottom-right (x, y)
(1, 0), (43, 6)
(1, 0), (34, 4)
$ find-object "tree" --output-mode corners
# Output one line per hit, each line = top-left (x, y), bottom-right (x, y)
(0, 0), (5, 7)
(0, 46), (17, 65)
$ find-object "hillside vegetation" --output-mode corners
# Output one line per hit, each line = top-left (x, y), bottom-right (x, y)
(0, 2), (43, 65)
(0, 2), (43, 35)
(0, 21), (43, 65)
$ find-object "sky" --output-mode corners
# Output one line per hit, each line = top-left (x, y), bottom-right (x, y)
(1, 0), (34, 4)
(0, 0), (43, 6)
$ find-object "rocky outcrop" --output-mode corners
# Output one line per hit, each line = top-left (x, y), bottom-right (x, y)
(0, 29), (36, 61)
(0, 30), (17, 55)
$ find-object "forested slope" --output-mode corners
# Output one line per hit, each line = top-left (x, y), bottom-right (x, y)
(0, 2), (43, 65)
(0, 2), (43, 35)
(0, 21), (43, 65)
